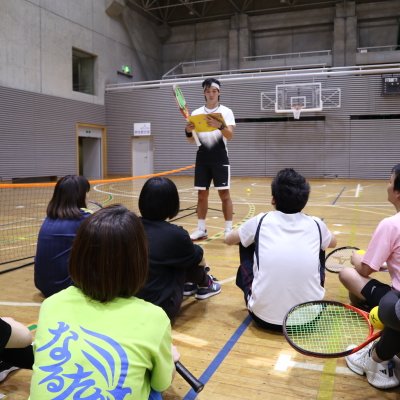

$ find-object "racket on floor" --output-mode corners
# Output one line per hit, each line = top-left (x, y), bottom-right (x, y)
(173, 84), (201, 147)
(325, 246), (360, 273)
(283, 300), (382, 358)
(175, 361), (204, 393)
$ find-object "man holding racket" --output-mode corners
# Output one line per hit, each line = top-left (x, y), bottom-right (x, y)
(184, 78), (236, 240)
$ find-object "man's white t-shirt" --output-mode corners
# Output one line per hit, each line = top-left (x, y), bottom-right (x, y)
(239, 211), (332, 325)
(191, 104), (235, 150)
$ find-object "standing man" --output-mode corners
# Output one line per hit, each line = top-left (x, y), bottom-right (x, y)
(184, 78), (236, 241)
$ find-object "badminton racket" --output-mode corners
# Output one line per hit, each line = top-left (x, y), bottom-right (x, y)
(283, 300), (382, 358)
(325, 246), (360, 273)
(325, 246), (388, 273)
(173, 85), (201, 146)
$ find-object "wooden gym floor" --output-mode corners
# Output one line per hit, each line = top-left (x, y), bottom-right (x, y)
(0, 176), (398, 399)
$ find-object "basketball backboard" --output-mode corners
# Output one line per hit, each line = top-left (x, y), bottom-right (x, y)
(275, 82), (322, 113)
(261, 82), (341, 119)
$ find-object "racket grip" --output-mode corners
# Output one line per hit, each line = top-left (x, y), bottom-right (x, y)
(192, 130), (201, 147)
(175, 361), (204, 393)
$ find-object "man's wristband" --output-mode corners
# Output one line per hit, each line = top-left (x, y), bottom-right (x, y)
(185, 130), (193, 138)
(219, 123), (226, 130)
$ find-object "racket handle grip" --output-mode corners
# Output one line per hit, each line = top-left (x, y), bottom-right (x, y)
(175, 361), (204, 393)
(192, 130), (201, 147)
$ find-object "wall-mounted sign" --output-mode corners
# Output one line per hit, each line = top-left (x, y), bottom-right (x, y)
(133, 122), (151, 136)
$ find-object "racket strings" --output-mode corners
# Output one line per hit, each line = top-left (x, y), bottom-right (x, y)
(285, 303), (370, 355)
(326, 247), (357, 272)
(175, 89), (186, 109)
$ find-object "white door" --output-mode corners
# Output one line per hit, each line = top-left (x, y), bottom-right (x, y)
(132, 137), (153, 176)
(78, 126), (103, 179)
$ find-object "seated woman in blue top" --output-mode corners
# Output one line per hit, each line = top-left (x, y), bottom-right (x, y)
(34, 174), (92, 297)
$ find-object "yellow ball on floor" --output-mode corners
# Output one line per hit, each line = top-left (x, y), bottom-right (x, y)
(369, 306), (384, 330)
(246, 188), (251, 192)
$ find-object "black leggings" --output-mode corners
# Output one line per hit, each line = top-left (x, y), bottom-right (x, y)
(374, 290), (400, 361)
(0, 318), (34, 369)
(159, 264), (209, 322)
(1, 345), (34, 369)
(236, 244), (283, 332)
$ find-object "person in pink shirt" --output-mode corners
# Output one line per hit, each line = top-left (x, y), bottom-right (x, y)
(339, 163), (400, 308)
(339, 163), (400, 389)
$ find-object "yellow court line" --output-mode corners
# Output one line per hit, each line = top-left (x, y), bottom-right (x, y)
(317, 183), (363, 399)
(317, 359), (340, 400)
(201, 203), (256, 244)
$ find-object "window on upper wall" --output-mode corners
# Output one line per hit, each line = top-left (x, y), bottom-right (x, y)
(72, 48), (96, 95)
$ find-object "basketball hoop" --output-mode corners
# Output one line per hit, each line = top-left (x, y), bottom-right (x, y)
(292, 105), (303, 120)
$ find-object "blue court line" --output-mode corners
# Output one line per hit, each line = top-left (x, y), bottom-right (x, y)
(183, 314), (252, 400)
(331, 186), (345, 205)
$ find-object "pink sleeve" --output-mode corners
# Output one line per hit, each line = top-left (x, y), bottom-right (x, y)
(362, 218), (394, 271)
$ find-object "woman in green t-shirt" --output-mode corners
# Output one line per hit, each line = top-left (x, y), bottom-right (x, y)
(30, 205), (179, 400)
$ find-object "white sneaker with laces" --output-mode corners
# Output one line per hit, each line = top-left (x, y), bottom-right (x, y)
(365, 355), (399, 389)
(345, 344), (400, 389)
(190, 229), (207, 241)
(345, 344), (371, 375)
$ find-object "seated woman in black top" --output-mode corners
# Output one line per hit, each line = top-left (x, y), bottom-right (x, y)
(136, 177), (221, 321)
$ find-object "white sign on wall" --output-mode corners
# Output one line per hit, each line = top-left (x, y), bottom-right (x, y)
(133, 122), (151, 136)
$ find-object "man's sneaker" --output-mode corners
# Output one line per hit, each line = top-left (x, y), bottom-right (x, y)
(190, 229), (207, 241)
(365, 356), (399, 389)
(345, 344), (400, 389)
(195, 275), (221, 300)
(183, 282), (197, 296)
(345, 343), (372, 375)
(0, 361), (18, 382)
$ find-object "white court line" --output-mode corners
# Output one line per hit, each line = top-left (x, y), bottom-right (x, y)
(355, 183), (361, 198)
(0, 279), (240, 308)
(274, 354), (353, 375)
(0, 301), (41, 307)
(219, 276), (236, 285)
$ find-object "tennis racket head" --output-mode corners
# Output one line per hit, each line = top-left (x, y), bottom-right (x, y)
(283, 300), (381, 358)
(325, 246), (360, 273)
(173, 84), (190, 120)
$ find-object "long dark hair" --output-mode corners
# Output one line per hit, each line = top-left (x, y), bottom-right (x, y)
(47, 175), (90, 219)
